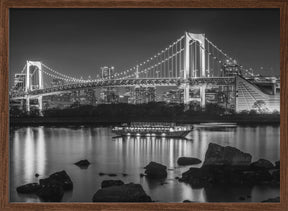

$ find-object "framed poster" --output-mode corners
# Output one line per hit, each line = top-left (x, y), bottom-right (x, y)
(0, 0), (287, 210)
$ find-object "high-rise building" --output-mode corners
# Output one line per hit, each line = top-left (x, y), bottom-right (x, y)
(51, 79), (65, 87)
(100, 87), (119, 104)
(13, 73), (26, 91)
(43, 93), (73, 109)
(162, 89), (182, 104)
(71, 88), (96, 106)
(101, 66), (115, 79)
(135, 86), (156, 104)
(221, 59), (242, 77)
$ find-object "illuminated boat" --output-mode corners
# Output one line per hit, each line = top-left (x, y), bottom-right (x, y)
(112, 122), (192, 138)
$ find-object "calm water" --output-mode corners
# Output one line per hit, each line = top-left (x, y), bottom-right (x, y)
(10, 124), (280, 202)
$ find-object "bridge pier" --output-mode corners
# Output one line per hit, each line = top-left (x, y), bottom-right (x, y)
(272, 79), (277, 95)
(25, 96), (30, 113)
(183, 32), (206, 110)
(200, 84), (206, 109)
(38, 96), (43, 116)
(183, 83), (190, 104)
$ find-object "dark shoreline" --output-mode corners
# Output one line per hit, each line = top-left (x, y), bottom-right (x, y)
(10, 116), (280, 127)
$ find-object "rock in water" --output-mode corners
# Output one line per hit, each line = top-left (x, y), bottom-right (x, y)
(179, 144), (277, 188)
(74, 159), (90, 169)
(183, 200), (193, 203)
(271, 169), (280, 182)
(275, 161), (280, 169)
(262, 197), (280, 202)
(36, 182), (64, 202)
(203, 143), (252, 166)
(144, 161), (167, 179)
(92, 183), (152, 202)
(180, 167), (211, 188)
(40, 170), (73, 191)
(101, 180), (124, 188)
(250, 159), (274, 169)
(16, 183), (42, 194)
(177, 157), (202, 166)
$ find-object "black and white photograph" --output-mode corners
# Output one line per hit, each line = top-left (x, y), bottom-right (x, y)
(9, 9), (280, 203)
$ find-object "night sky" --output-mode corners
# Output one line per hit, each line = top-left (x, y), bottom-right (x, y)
(9, 9), (280, 86)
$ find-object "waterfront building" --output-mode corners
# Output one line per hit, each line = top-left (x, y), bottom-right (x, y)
(100, 87), (119, 104)
(71, 89), (96, 106)
(162, 89), (182, 104)
(134, 86), (156, 104)
(43, 93), (73, 109)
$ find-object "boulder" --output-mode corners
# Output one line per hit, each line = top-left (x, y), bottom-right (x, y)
(242, 170), (273, 184)
(92, 183), (152, 202)
(183, 200), (196, 203)
(179, 144), (276, 188)
(262, 197), (280, 203)
(74, 159), (90, 169)
(180, 167), (211, 188)
(177, 157), (202, 166)
(144, 161), (167, 179)
(275, 161), (280, 169)
(250, 159), (274, 170)
(16, 170), (73, 202)
(40, 170), (73, 191)
(16, 183), (42, 194)
(239, 196), (245, 201)
(180, 164), (273, 187)
(203, 143), (252, 166)
(36, 182), (64, 202)
(101, 180), (124, 188)
(271, 169), (280, 182)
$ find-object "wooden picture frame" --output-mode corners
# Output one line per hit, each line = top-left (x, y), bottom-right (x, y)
(0, 0), (287, 210)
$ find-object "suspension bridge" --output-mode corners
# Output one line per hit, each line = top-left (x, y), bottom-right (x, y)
(10, 32), (279, 113)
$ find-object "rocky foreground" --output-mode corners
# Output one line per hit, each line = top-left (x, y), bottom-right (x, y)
(179, 143), (280, 189)
(16, 144), (280, 202)
(16, 170), (73, 202)
(93, 182), (152, 202)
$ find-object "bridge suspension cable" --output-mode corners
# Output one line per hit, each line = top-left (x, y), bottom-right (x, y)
(41, 63), (87, 82)
(111, 35), (185, 80)
(205, 37), (256, 76)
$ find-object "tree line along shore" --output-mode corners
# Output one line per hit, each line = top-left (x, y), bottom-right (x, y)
(10, 102), (280, 125)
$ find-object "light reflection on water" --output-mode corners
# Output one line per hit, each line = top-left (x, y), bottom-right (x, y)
(10, 125), (280, 202)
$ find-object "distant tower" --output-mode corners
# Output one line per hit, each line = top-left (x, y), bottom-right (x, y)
(25, 61), (43, 114)
(183, 32), (206, 109)
(26, 61), (43, 92)
(101, 66), (115, 79)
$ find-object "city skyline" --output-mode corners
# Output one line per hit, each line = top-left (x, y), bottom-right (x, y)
(9, 9), (280, 87)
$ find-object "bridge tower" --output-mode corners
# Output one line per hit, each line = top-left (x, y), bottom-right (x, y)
(25, 61), (43, 114)
(183, 32), (206, 108)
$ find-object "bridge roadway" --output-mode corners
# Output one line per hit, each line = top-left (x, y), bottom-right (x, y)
(11, 77), (236, 99)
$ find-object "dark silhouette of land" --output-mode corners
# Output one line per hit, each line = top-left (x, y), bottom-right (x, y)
(10, 102), (280, 126)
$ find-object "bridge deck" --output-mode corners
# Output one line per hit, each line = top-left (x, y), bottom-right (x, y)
(11, 77), (236, 99)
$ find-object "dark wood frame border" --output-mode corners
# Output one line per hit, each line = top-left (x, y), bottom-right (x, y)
(0, 0), (287, 210)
